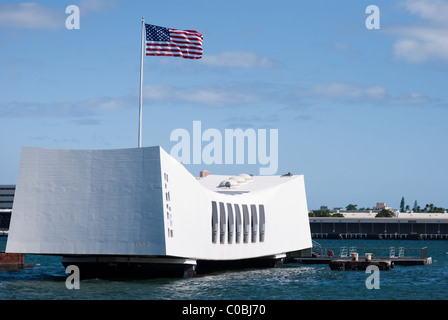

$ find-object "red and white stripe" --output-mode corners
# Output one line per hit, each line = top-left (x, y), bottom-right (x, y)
(146, 28), (203, 59)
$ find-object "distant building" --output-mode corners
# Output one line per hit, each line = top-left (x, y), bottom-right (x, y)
(0, 185), (14, 230)
(199, 170), (210, 178)
(0, 185), (15, 209)
(373, 202), (393, 211)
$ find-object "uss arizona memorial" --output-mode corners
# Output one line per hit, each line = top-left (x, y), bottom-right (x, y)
(6, 146), (312, 277)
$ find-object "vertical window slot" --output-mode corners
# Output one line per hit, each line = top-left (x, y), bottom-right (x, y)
(211, 201), (218, 244)
(227, 203), (234, 244)
(250, 205), (258, 243)
(219, 202), (226, 244)
(234, 204), (242, 244)
(259, 205), (266, 242)
(242, 205), (250, 243)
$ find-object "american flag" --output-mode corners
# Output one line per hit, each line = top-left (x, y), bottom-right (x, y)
(145, 24), (203, 59)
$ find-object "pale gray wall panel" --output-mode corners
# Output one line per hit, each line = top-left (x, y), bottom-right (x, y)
(7, 147), (166, 256)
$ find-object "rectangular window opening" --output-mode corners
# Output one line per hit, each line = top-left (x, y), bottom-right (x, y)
(259, 205), (266, 242)
(211, 201), (218, 244)
(219, 202), (226, 244)
(250, 205), (258, 243)
(227, 203), (234, 244)
(242, 205), (250, 243)
(234, 204), (242, 244)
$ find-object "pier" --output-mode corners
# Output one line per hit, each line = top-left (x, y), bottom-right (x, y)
(294, 241), (432, 267)
(329, 259), (393, 271)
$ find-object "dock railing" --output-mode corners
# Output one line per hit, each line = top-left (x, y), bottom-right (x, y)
(312, 243), (428, 260)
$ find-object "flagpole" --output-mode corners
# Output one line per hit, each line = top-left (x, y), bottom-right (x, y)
(138, 17), (145, 148)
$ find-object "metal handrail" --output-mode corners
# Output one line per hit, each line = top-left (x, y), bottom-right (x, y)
(313, 245), (427, 259)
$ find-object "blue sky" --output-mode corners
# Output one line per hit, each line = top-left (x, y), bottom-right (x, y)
(1, 0), (447, 210)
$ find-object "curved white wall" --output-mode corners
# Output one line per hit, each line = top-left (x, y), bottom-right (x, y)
(7, 146), (312, 262)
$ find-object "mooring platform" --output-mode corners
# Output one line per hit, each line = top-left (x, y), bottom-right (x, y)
(329, 259), (393, 271)
(295, 255), (432, 266)
(293, 243), (432, 267)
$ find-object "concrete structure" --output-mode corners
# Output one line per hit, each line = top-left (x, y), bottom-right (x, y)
(0, 185), (15, 231)
(0, 185), (14, 209)
(6, 146), (312, 277)
(372, 202), (393, 211)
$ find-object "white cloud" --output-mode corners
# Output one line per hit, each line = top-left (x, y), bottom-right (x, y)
(392, 0), (448, 63)
(143, 81), (430, 109)
(0, 2), (64, 29)
(393, 26), (448, 63)
(0, 83), (266, 119)
(201, 51), (277, 68)
(402, 0), (448, 22)
(298, 82), (387, 100)
(0, 81), (430, 121)
(389, 92), (430, 105)
(0, 96), (131, 118)
(0, 1), (120, 30)
(79, 0), (120, 14)
(296, 82), (429, 106)
(142, 84), (262, 106)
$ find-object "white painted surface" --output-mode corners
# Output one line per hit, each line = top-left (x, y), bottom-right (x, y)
(7, 146), (312, 261)
(7, 147), (166, 255)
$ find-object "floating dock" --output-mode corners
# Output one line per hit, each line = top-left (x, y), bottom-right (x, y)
(329, 259), (393, 271)
(294, 242), (432, 267)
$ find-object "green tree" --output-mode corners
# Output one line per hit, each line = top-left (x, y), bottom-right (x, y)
(331, 213), (344, 217)
(400, 197), (405, 212)
(346, 204), (357, 211)
(433, 206), (445, 213)
(308, 210), (345, 218)
(308, 210), (332, 217)
(375, 209), (395, 217)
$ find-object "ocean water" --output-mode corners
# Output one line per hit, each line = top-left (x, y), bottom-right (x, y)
(1, 237), (447, 300)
